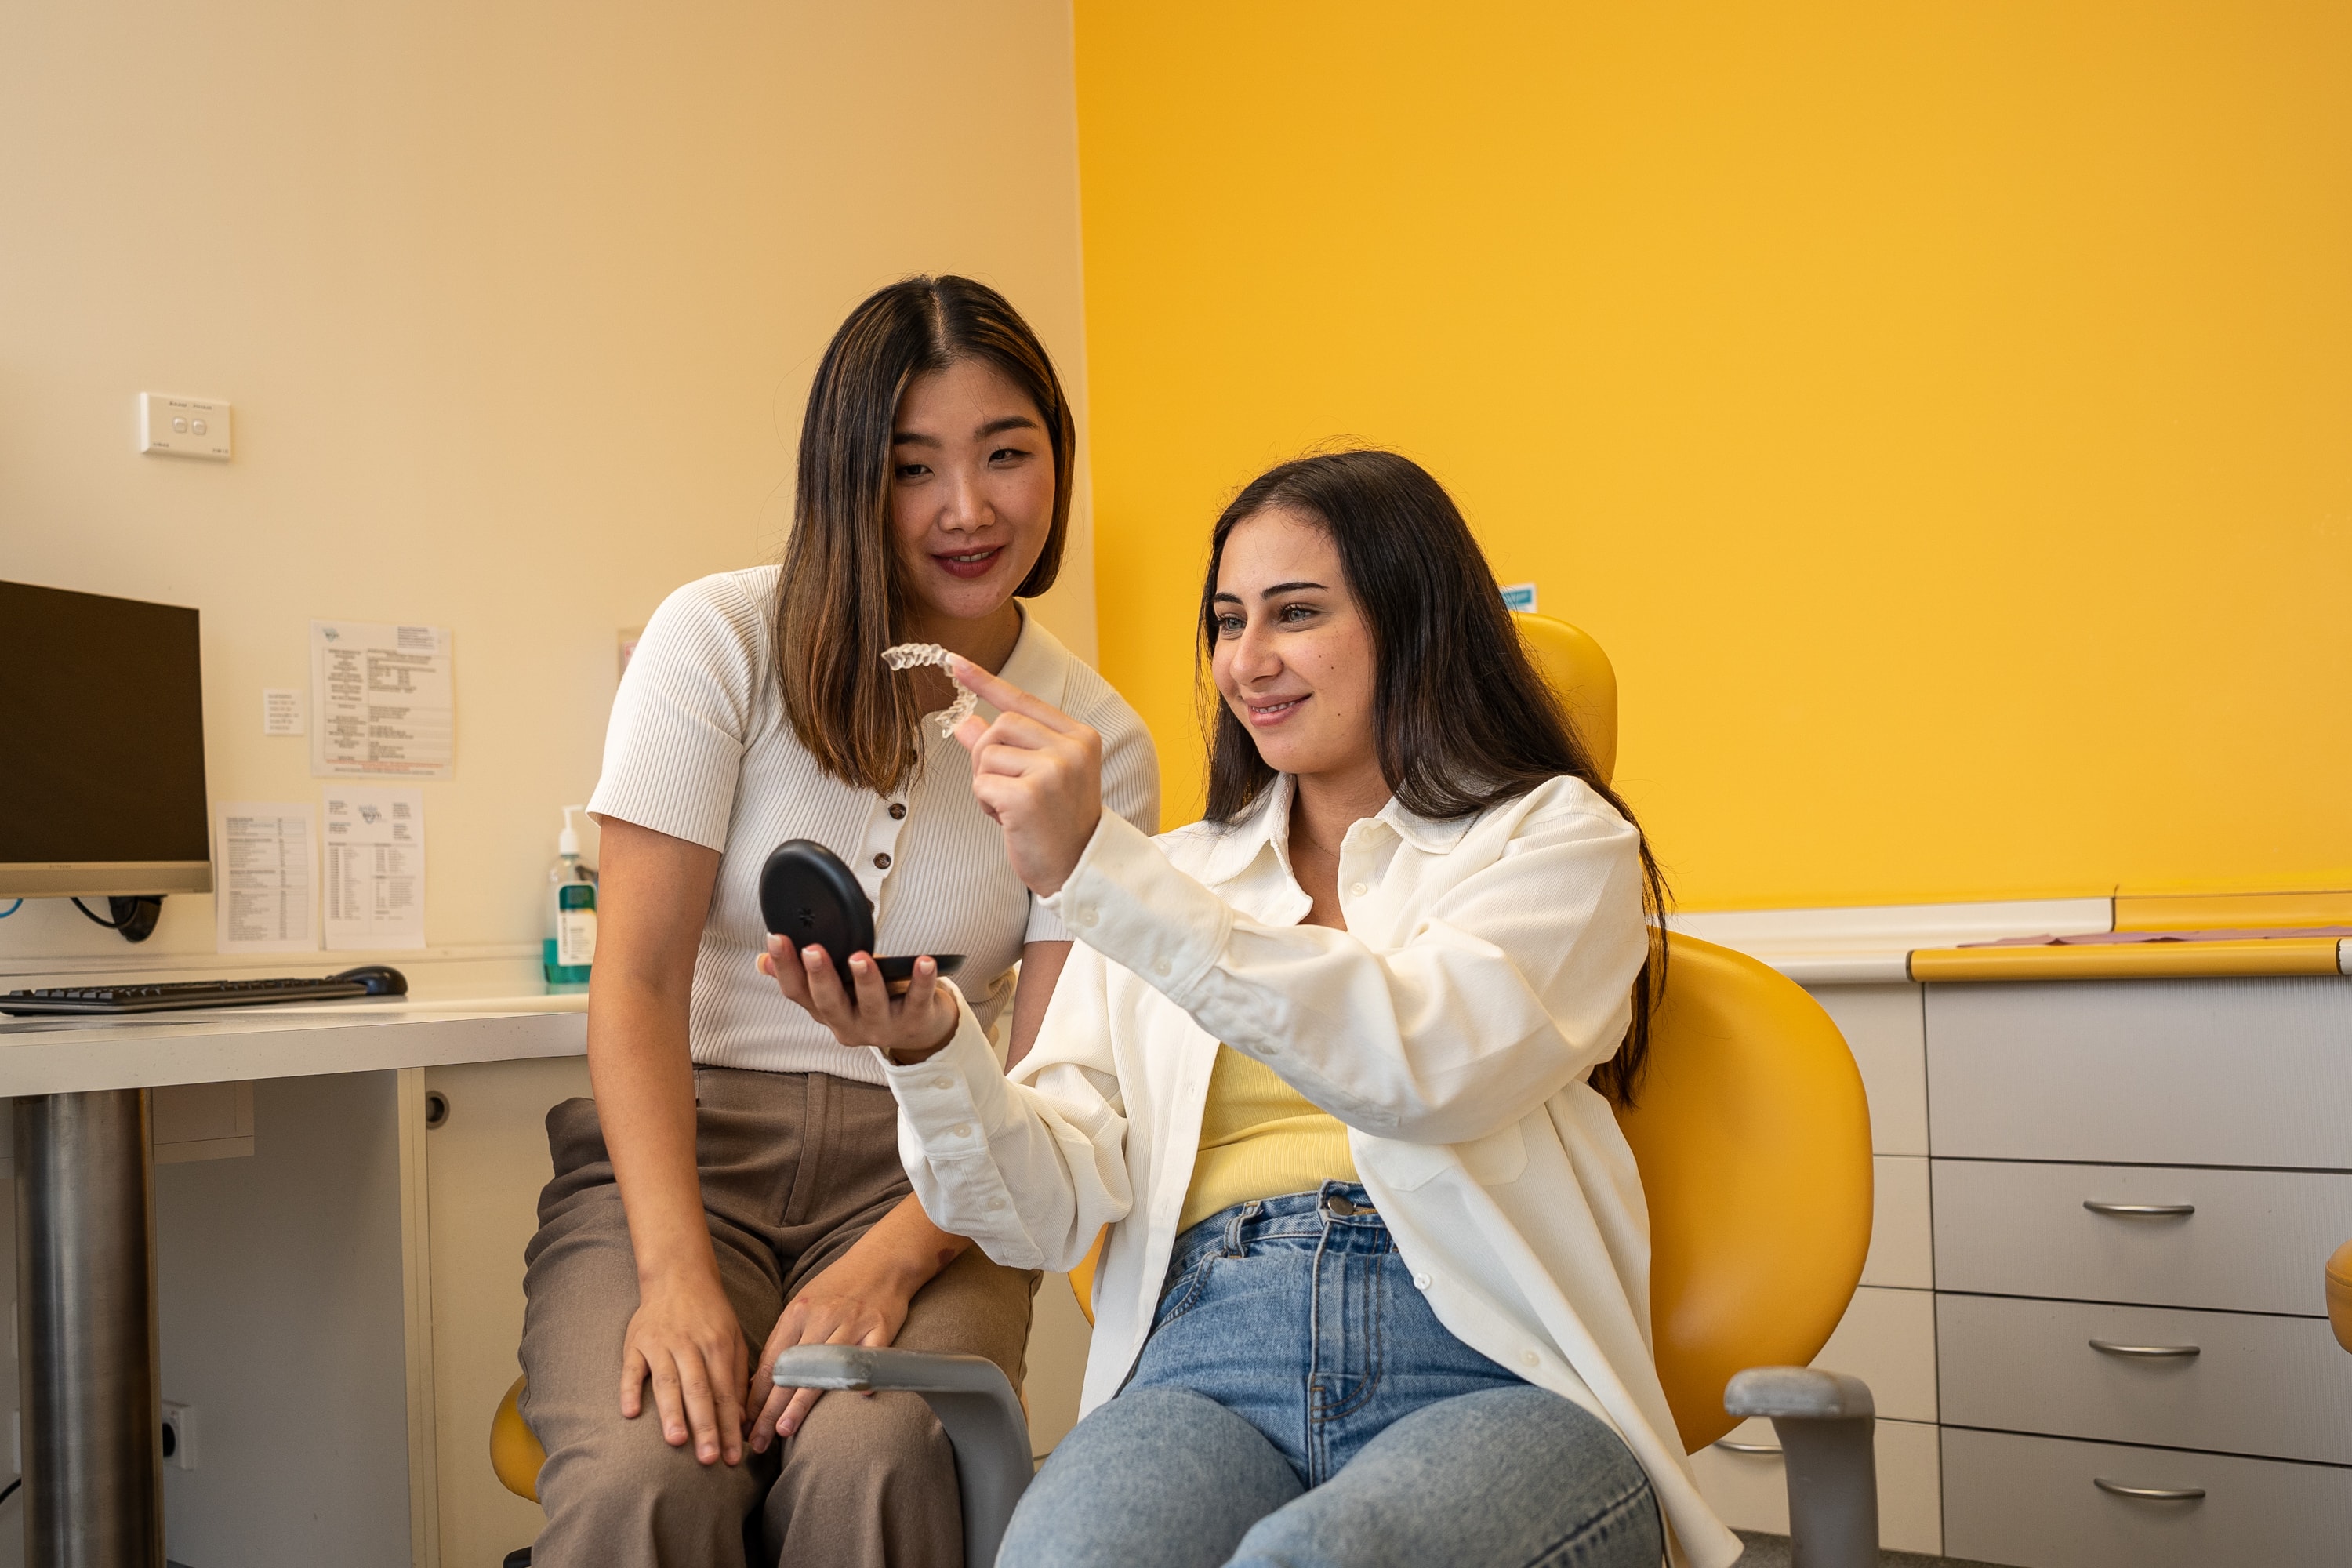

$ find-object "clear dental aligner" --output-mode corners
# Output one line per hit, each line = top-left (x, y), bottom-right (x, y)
(882, 642), (979, 737)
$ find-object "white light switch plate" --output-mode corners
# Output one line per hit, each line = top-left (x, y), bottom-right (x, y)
(140, 392), (232, 459)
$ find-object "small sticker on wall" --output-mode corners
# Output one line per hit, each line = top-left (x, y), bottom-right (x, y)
(263, 688), (306, 736)
(1500, 583), (1538, 612)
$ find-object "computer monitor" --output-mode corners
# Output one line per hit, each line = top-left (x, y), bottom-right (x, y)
(0, 579), (213, 898)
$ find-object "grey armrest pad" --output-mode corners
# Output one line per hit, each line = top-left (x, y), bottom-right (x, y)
(1724, 1367), (1875, 1421)
(771, 1345), (1014, 1395)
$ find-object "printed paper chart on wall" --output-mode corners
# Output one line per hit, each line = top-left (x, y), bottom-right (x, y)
(310, 620), (455, 779)
(322, 786), (426, 952)
(213, 803), (318, 953)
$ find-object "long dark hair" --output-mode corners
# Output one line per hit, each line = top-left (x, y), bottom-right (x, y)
(1198, 449), (1670, 1105)
(777, 275), (1075, 794)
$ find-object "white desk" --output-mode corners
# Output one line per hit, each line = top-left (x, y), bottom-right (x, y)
(2, 1002), (584, 1568)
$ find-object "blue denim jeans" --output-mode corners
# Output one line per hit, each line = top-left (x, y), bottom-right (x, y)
(1003, 1183), (1663, 1568)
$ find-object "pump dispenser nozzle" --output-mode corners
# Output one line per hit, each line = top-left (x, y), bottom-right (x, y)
(559, 806), (587, 858)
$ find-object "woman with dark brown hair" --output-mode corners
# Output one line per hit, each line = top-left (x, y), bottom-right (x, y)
(817, 450), (1738, 1567)
(516, 275), (1157, 1566)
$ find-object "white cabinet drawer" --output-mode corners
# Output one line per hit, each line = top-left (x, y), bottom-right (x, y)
(1926, 978), (2352, 1166)
(1933, 1160), (2352, 1316)
(1937, 1294), (2352, 1465)
(1943, 1426), (2352, 1568)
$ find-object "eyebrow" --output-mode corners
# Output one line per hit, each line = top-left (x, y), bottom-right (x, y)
(891, 413), (1043, 447)
(1211, 580), (1327, 604)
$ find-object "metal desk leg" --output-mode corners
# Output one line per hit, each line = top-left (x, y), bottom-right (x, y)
(15, 1089), (165, 1567)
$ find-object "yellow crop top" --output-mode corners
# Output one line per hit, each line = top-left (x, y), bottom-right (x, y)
(1177, 1044), (1359, 1233)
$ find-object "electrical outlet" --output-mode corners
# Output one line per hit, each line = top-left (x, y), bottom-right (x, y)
(161, 1401), (196, 1470)
(138, 393), (232, 459)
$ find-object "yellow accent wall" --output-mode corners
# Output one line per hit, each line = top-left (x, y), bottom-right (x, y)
(1073, 2), (2352, 908)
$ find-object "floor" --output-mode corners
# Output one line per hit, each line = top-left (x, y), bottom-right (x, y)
(1732, 1531), (2003, 1568)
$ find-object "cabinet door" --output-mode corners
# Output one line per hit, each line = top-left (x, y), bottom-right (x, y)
(1804, 985), (1926, 1154)
(1938, 1294), (2352, 1466)
(1691, 1417), (1944, 1556)
(423, 1057), (596, 1568)
(1926, 978), (2352, 1166)
(1944, 1427), (2352, 1568)
(1933, 1160), (2352, 1316)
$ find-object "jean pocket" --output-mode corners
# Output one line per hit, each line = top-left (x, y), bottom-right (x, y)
(1151, 1252), (1218, 1332)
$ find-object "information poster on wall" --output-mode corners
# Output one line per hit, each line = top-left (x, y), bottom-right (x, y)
(322, 786), (426, 952)
(213, 803), (318, 953)
(310, 620), (455, 779)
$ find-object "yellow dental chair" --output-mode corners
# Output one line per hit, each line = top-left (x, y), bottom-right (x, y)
(493, 612), (1880, 1567)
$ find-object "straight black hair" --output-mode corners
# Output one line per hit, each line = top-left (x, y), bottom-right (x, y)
(1198, 448), (1670, 1105)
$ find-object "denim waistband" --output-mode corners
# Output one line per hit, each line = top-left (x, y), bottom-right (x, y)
(1167, 1181), (1388, 1276)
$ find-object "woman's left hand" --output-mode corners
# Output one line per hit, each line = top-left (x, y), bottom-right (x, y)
(743, 1250), (913, 1450)
(948, 655), (1103, 898)
(758, 942), (960, 1063)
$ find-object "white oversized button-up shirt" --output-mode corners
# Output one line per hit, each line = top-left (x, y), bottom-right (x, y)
(885, 774), (1739, 1568)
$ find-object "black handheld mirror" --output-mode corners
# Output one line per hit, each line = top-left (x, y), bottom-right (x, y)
(758, 839), (964, 992)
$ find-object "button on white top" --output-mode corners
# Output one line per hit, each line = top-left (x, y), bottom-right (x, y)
(1350, 881), (1368, 897)
(1076, 906), (1098, 927)
(931, 1076), (954, 1091)
(1521, 1350), (1541, 1367)
(1414, 1273), (1432, 1290)
(951, 1123), (972, 1138)
(1152, 958), (1171, 977)
(986, 1196), (1007, 1210)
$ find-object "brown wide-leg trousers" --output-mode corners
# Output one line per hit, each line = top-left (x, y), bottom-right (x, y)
(518, 1066), (1037, 1568)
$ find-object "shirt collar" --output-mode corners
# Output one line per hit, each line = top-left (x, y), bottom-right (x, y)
(1191, 775), (1481, 887)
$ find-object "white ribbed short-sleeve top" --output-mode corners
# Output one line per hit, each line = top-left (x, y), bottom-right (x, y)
(588, 566), (1160, 1083)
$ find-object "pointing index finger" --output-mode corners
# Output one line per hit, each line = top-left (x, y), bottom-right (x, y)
(946, 655), (1077, 733)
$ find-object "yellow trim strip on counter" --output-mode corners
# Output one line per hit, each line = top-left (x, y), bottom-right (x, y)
(1908, 938), (2346, 983)
(2111, 889), (2352, 931)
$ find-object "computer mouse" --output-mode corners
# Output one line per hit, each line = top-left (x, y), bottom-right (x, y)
(757, 839), (963, 990)
(330, 964), (410, 996)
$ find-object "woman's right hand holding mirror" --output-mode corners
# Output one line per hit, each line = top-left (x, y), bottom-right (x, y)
(759, 938), (959, 1064)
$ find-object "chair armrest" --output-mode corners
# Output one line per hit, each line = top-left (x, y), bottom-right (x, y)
(772, 1346), (1031, 1568)
(1725, 1367), (1878, 1568)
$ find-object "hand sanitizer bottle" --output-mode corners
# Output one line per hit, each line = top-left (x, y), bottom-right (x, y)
(545, 807), (597, 993)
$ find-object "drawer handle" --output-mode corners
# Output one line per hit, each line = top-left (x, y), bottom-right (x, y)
(1711, 1439), (1781, 1454)
(2093, 1477), (2206, 1501)
(2089, 1338), (2201, 1359)
(2083, 1200), (2195, 1218)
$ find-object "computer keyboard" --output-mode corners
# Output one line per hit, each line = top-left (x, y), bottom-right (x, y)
(0, 966), (408, 1016)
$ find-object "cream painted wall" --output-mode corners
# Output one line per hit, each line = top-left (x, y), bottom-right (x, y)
(0, 0), (1098, 983)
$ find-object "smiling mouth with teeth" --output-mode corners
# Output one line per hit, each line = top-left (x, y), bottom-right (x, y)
(933, 543), (1006, 579)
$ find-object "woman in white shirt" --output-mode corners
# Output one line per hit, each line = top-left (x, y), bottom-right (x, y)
(518, 276), (1157, 1568)
(789, 449), (1740, 1567)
